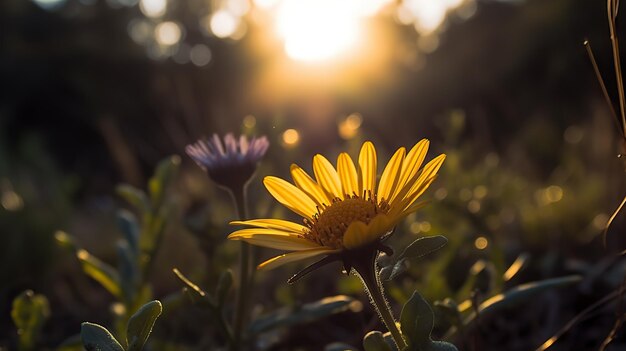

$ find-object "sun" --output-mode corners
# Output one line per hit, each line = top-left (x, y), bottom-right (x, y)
(274, 0), (364, 62)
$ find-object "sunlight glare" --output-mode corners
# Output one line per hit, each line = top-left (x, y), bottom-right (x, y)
(275, 0), (363, 62)
(402, 0), (470, 34)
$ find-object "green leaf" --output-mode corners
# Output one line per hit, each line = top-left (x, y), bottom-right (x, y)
(126, 300), (162, 351)
(148, 156), (180, 208)
(433, 298), (461, 328)
(11, 290), (50, 351)
(466, 275), (581, 319)
(325, 342), (359, 351)
(215, 270), (233, 307)
(116, 185), (150, 214)
(400, 292), (434, 349)
(363, 331), (393, 351)
(444, 275), (582, 340)
(116, 210), (140, 256)
(402, 236), (448, 260)
(249, 295), (359, 335)
(76, 249), (122, 298)
(379, 236), (448, 281)
(400, 292), (458, 351)
(379, 259), (409, 281)
(117, 242), (139, 303)
(81, 323), (125, 351)
(425, 341), (459, 351)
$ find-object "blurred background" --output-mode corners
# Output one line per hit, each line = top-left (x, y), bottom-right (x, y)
(2, 0), (626, 349)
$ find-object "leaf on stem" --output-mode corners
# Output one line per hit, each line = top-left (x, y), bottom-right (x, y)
(126, 300), (162, 351)
(379, 236), (448, 281)
(400, 291), (458, 351)
(81, 323), (125, 351)
(248, 295), (360, 335)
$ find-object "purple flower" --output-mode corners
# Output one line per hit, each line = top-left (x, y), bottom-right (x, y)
(186, 134), (269, 190)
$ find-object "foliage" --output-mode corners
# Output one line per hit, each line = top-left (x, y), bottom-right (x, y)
(11, 290), (50, 351)
(81, 300), (162, 351)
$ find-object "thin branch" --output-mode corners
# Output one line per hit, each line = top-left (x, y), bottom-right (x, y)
(607, 0), (626, 136)
(584, 40), (623, 136)
(603, 193), (626, 246)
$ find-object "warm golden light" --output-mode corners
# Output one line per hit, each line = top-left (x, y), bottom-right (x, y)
(243, 115), (257, 129)
(282, 129), (300, 147)
(397, 0), (471, 34)
(1, 190), (23, 211)
(474, 236), (488, 250)
(338, 113), (363, 139)
(275, 0), (363, 62)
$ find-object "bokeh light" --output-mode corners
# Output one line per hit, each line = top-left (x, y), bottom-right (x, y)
(338, 113), (363, 139)
(474, 236), (489, 250)
(190, 44), (212, 66)
(210, 10), (239, 39)
(140, 0), (167, 18)
(32, 0), (66, 10)
(128, 19), (154, 45)
(243, 115), (257, 129)
(282, 129), (300, 147)
(399, 0), (470, 34)
(155, 21), (182, 46)
(1, 190), (23, 211)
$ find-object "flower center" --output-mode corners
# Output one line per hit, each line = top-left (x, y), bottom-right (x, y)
(303, 195), (389, 249)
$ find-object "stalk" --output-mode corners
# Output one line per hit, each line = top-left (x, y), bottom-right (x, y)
(231, 186), (252, 351)
(352, 255), (408, 350)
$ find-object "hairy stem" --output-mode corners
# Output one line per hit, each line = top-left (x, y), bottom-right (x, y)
(353, 256), (407, 350)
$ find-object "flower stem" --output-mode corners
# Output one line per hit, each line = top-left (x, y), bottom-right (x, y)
(353, 256), (407, 350)
(231, 186), (252, 351)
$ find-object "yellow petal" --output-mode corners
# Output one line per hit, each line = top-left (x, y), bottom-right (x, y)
(313, 154), (343, 199)
(264, 176), (318, 219)
(358, 141), (377, 198)
(342, 220), (370, 250)
(291, 164), (332, 207)
(366, 214), (392, 240)
(337, 153), (359, 197)
(390, 139), (429, 203)
(401, 176), (437, 211)
(390, 175), (437, 217)
(377, 147), (406, 202)
(343, 215), (391, 250)
(401, 200), (429, 218)
(258, 248), (339, 270)
(403, 154), (446, 201)
(230, 219), (306, 233)
(392, 153), (445, 210)
(229, 229), (320, 251)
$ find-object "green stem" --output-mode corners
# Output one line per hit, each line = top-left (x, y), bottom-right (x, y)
(231, 186), (252, 351)
(354, 257), (407, 350)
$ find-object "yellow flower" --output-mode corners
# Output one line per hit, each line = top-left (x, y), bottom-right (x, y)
(228, 140), (445, 276)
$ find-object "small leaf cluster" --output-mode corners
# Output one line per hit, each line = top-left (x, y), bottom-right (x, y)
(81, 300), (162, 351)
